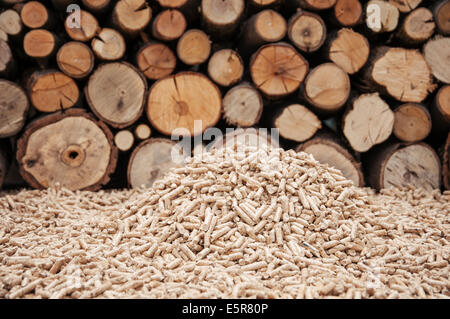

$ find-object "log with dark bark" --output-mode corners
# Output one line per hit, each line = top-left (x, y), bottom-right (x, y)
(85, 62), (147, 128)
(223, 82), (263, 127)
(136, 41), (177, 80)
(16, 109), (118, 191)
(0, 79), (28, 138)
(288, 10), (326, 53)
(393, 103), (432, 143)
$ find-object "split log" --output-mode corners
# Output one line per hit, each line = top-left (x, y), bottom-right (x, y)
(432, 0), (450, 36)
(430, 85), (450, 134)
(27, 70), (79, 113)
(288, 0), (336, 11)
(443, 132), (450, 189)
(85, 62), (147, 129)
(333, 0), (363, 27)
(147, 72), (222, 136)
(23, 29), (57, 59)
(296, 135), (365, 187)
(19, 1), (52, 29)
(0, 40), (15, 78)
(361, 47), (435, 103)
(136, 42), (177, 80)
(239, 9), (287, 57)
(152, 9), (186, 42)
(128, 138), (186, 188)
(57, 41), (95, 79)
(0, 79), (29, 138)
(396, 8), (435, 45)
(91, 28), (126, 61)
(113, 0), (152, 36)
(342, 93), (394, 152)
(207, 49), (244, 87)
(201, 0), (245, 37)
(423, 37), (450, 84)
(388, 0), (422, 13)
(114, 130), (135, 152)
(223, 82), (263, 127)
(65, 9), (99, 42)
(273, 103), (321, 142)
(365, 0), (399, 33)
(324, 28), (370, 74)
(16, 109), (118, 191)
(302, 63), (350, 113)
(82, 0), (111, 13)
(134, 123), (151, 140)
(209, 127), (280, 150)
(288, 10), (326, 53)
(0, 9), (22, 40)
(393, 103), (431, 143)
(250, 42), (309, 99)
(366, 142), (441, 191)
(177, 29), (211, 65)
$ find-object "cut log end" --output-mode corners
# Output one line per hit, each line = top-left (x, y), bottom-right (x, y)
(17, 110), (117, 191)
(177, 29), (211, 65)
(147, 72), (222, 136)
(113, 0), (151, 35)
(0, 9), (22, 37)
(393, 103), (431, 143)
(157, 0), (188, 8)
(152, 9), (186, 41)
(254, 9), (287, 42)
(209, 127), (280, 150)
(434, 0), (450, 35)
(436, 85), (450, 123)
(201, 0), (245, 36)
(65, 10), (99, 42)
(91, 28), (126, 61)
(82, 0), (111, 12)
(288, 11), (326, 53)
(23, 29), (55, 59)
(424, 37), (450, 84)
(57, 41), (94, 79)
(134, 124), (152, 140)
(0, 39), (14, 77)
(86, 62), (147, 128)
(304, 63), (350, 113)
(223, 83), (263, 127)
(334, 0), (363, 27)
(299, 0), (336, 10)
(128, 138), (186, 188)
(274, 104), (321, 142)
(208, 49), (244, 87)
(137, 42), (176, 80)
(28, 70), (79, 113)
(250, 43), (309, 99)
(343, 93), (394, 153)
(20, 1), (49, 29)
(365, 1), (399, 33)
(388, 0), (422, 13)
(0, 80), (29, 138)
(396, 8), (435, 44)
(115, 130), (135, 152)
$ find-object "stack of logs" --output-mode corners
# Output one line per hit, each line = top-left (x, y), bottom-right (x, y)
(0, 0), (449, 191)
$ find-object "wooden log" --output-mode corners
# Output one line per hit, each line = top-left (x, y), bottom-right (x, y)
(152, 9), (186, 42)
(114, 130), (135, 152)
(134, 123), (151, 140)
(443, 132), (450, 189)
(113, 0), (152, 36)
(250, 42), (309, 99)
(82, 0), (111, 13)
(302, 63), (350, 113)
(296, 134), (365, 187)
(0, 79), (29, 138)
(430, 85), (450, 135)
(23, 29), (57, 60)
(136, 42), (176, 80)
(19, 1), (52, 29)
(207, 49), (244, 87)
(324, 28), (370, 75)
(177, 29), (211, 65)
(0, 29), (7, 42)
(333, 0), (363, 27)
(249, 0), (283, 9)
(393, 103), (432, 143)
(361, 46), (435, 103)
(288, 10), (326, 53)
(209, 127), (280, 150)
(388, 0), (422, 13)
(366, 142), (441, 191)
(0, 9), (22, 40)
(239, 9), (287, 57)
(223, 82), (263, 127)
(128, 138), (186, 188)
(365, 0), (399, 33)
(273, 103), (321, 142)
(147, 72), (222, 136)
(396, 7), (435, 45)
(0, 39), (15, 78)
(85, 62), (147, 129)
(201, 0), (245, 37)
(57, 41), (94, 79)
(423, 37), (450, 84)
(27, 70), (79, 113)
(91, 28), (126, 61)
(342, 93), (394, 152)
(432, 0), (450, 36)
(17, 109), (118, 191)
(65, 9), (99, 42)
(288, 0), (336, 10)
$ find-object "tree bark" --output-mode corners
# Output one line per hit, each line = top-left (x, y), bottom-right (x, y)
(208, 49), (244, 87)
(152, 9), (186, 42)
(201, 0), (245, 38)
(396, 8), (435, 45)
(56, 41), (94, 79)
(136, 41), (177, 80)
(146, 72), (222, 136)
(223, 82), (263, 127)
(27, 70), (79, 113)
(85, 62), (147, 129)
(177, 29), (211, 65)
(91, 28), (126, 61)
(112, 0), (152, 36)
(0, 79), (28, 138)
(288, 10), (326, 53)
(333, 0), (363, 27)
(393, 103), (432, 143)
(250, 42), (309, 99)
(16, 109), (118, 191)
(424, 37), (450, 84)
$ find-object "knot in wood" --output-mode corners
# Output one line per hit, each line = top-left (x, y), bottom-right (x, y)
(61, 145), (86, 168)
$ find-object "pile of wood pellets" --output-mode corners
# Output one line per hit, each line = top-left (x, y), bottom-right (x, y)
(0, 146), (449, 299)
